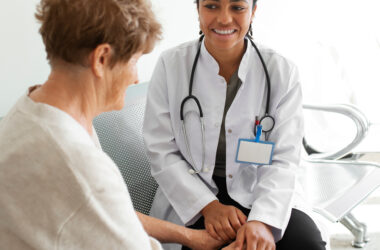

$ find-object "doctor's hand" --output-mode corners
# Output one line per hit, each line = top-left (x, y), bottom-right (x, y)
(221, 240), (246, 250)
(234, 220), (275, 250)
(187, 229), (226, 250)
(201, 200), (247, 242)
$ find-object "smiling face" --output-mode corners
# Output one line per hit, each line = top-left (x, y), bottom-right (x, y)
(198, 0), (256, 55)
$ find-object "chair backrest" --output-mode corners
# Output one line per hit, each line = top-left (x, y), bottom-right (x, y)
(93, 82), (157, 215)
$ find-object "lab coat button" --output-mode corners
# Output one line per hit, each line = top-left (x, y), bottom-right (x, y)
(214, 123), (219, 128)
(228, 174), (233, 179)
(228, 129), (232, 134)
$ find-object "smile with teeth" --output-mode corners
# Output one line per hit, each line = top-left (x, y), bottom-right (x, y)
(213, 29), (236, 35)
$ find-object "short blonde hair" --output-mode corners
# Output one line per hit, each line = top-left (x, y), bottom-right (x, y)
(36, 0), (162, 66)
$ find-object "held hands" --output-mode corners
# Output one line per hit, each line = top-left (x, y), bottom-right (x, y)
(201, 200), (247, 242)
(187, 229), (226, 250)
(231, 220), (275, 250)
(221, 240), (246, 250)
(201, 200), (275, 250)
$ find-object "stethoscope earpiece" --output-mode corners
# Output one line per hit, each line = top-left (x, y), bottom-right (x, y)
(188, 168), (209, 175)
(188, 169), (196, 175)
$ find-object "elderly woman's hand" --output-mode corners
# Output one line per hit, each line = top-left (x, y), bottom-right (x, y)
(201, 200), (247, 242)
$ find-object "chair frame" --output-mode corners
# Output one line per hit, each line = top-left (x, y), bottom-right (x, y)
(303, 104), (380, 248)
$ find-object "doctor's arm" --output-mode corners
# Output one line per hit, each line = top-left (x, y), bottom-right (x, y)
(143, 56), (217, 225)
(235, 64), (304, 249)
(201, 200), (247, 241)
(137, 212), (224, 249)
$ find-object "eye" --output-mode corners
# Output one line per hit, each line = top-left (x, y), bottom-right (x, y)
(203, 4), (218, 10)
(231, 5), (246, 11)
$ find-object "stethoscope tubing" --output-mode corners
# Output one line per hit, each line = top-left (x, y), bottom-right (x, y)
(188, 36), (204, 97)
(247, 37), (271, 116)
(180, 35), (274, 174)
(180, 35), (272, 123)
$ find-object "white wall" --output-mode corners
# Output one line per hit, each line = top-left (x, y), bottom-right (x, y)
(1, 0), (379, 126)
(137, 0), (199, 83)
(0, 0), (49, 116)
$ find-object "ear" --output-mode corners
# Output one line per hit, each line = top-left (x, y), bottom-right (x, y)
(251, 4), (257, 21)
(90, 44), (113, 78)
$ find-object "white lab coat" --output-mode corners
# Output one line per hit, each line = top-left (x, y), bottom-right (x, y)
(143, 38), (310, 246)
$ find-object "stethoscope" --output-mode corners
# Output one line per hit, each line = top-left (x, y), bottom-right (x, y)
(180, 35), (275, 175)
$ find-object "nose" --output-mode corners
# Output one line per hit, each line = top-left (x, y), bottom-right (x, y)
(133, 73), (139, 85)
(131, 66), (139, 85)
(133, 76), (139, 85)
(217, 7), (233, 25)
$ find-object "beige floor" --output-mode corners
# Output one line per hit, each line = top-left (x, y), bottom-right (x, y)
(331, 233), (380, 250)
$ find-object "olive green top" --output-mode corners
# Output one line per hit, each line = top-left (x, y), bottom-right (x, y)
(213, 71), (242, 178)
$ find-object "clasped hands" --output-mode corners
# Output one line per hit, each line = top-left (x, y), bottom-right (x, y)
(201, 200), (275, 250)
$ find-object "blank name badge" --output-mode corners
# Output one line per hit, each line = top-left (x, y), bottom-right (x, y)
(235, 139), (275, 165)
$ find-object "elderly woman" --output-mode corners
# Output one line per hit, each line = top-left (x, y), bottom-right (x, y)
(0, 0), (223, 249)
(143, 0), (327, 250)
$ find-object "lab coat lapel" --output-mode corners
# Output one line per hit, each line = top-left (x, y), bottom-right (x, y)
(183, 41), (227, 176)
(226, 40), (268, 132)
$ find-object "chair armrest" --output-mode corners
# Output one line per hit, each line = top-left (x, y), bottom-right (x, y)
(305, 158), (380, 169)
(303, 104), (370, 160)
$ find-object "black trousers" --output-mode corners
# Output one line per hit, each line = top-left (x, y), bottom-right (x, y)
(182, 176), (326, 250)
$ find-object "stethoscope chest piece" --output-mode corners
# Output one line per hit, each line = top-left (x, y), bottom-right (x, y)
(254, 115), (275, 137)
(260, 115), (275, 133)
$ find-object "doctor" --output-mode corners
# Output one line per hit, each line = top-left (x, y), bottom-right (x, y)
(143, 0), (326, 249)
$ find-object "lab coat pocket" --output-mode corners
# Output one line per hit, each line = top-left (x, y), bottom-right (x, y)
(231, 164), (258, 193)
